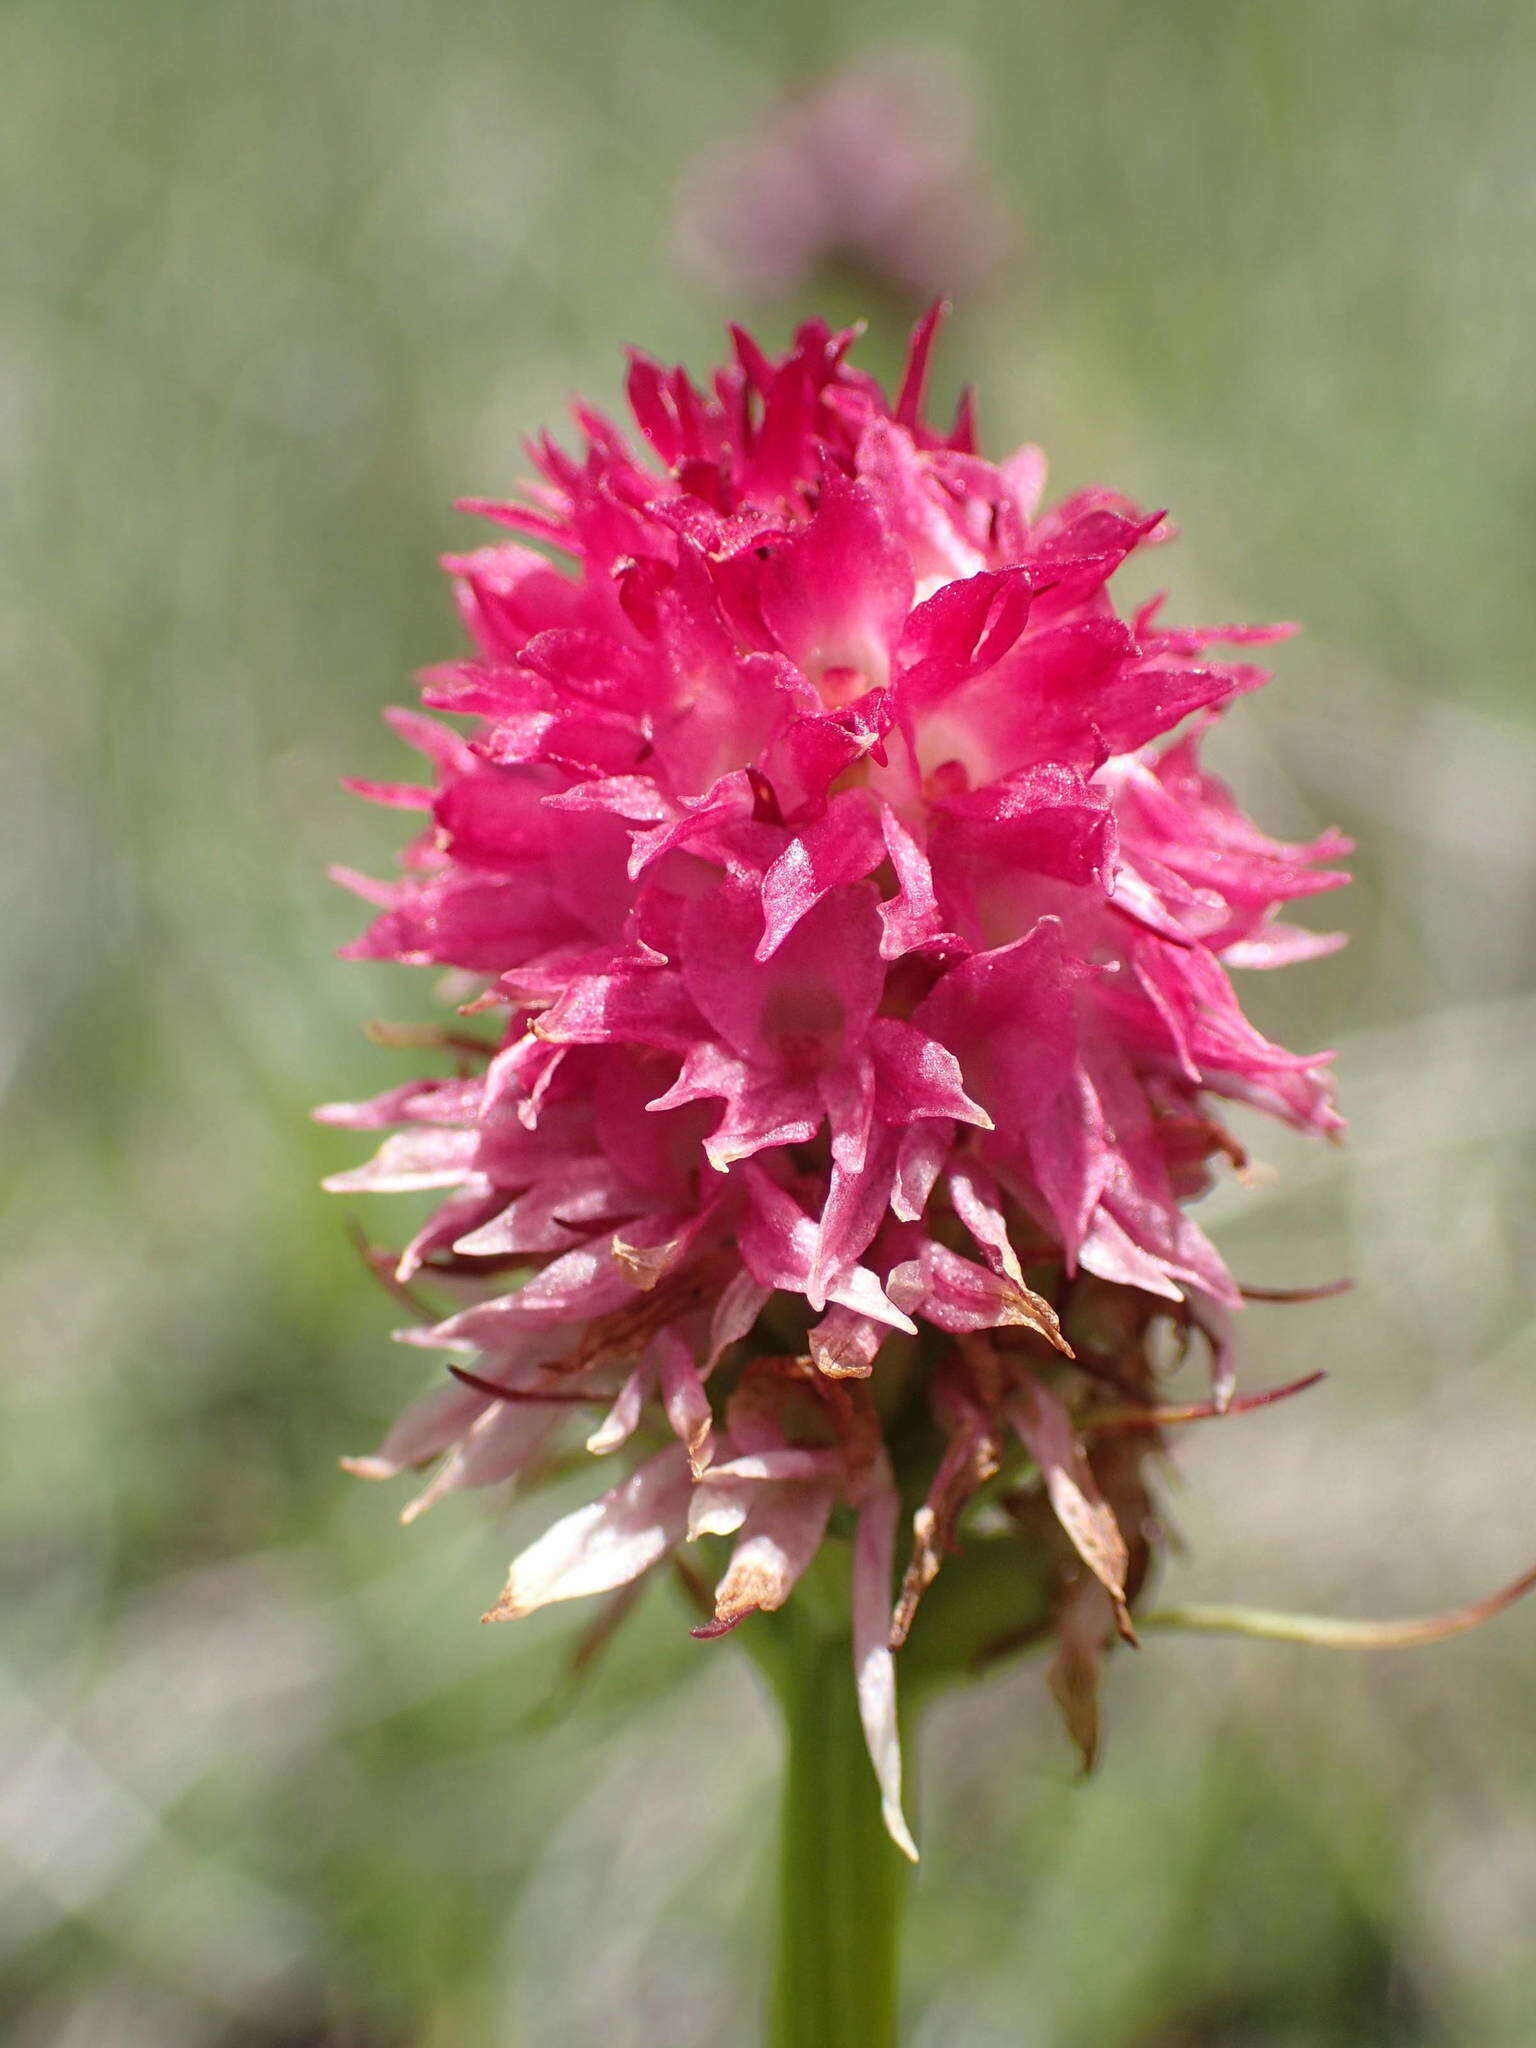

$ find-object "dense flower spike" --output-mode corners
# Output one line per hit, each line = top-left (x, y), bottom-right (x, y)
(323, 313), (1348, 1856)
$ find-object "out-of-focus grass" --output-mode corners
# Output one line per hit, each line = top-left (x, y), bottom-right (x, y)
(4, 2), (1535, 2042)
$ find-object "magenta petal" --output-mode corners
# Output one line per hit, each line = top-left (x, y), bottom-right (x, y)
(896, 565), (1037, 707)
(914, 917), (1107, 1257)
(756, 791), (887, 960)
(315, 1076), (482, 1131)
(869, 1018), (991, 1129)
(681, 879), (885, 1062)
(929, 764), (1118, 934)
(651, 1042), (821, 1173)
(624, 770), (755, 876)
(538, 967), (704, 1054)
(757, 472), (914, 693)
(738, 1165), (916, 1332)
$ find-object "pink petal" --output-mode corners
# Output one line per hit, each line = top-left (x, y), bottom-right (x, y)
(869, 1018), (991, 1129)
(738, 1165), (916, 1333)
(887, 1238), (1067, 1346)
(403, 1241), (637, 1350)
(891, 1119), (953, 1223)
(537, 966), (704, 1054)
(655, 1326), (715, 1475)
(707, 1271), (774, 1369)
(757, 472), (914, 694)
(755, 791), (887, 960)
(945, 1156), (1027, 1285)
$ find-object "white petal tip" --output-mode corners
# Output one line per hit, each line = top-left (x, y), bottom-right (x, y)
(338, 1455), (395, 1480)
(884, 1805), (920, 1863)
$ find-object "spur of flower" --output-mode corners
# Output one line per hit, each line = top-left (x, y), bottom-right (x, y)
(320, 310), (1349, 1858)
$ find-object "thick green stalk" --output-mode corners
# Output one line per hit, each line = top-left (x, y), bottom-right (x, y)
(767, 1624), (909, 2048)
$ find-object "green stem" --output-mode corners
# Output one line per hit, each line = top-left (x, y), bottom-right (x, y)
(767, 1624), (909, 2048)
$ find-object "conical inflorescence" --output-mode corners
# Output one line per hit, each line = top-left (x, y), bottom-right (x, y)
(322, 313), (1348, 1855)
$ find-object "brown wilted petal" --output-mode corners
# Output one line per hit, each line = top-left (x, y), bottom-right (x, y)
(890, 1414), (1002, 1647)
(1009, 1376), (1135, 1642)
(1046, 1574), (1117, 1773)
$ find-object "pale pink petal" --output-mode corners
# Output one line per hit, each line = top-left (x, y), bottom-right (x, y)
(1222, 924), (1347, 970)
(852, 1482), (918, 1861)
(484, 1446), (692, 1621)
(585, 1361), (651, 1455)
(695, 1482), (837, 1635)
(322, 1128), (479, 1194)
(401, 1401), (562, 1524)
(687, 1473), (753, 1540)
(706, 1448), (844, 1483)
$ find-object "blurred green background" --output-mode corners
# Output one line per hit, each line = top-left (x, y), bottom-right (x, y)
(5, 1), (1536, 2041)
